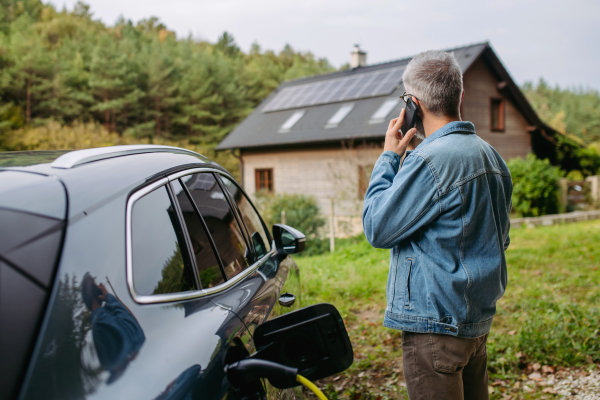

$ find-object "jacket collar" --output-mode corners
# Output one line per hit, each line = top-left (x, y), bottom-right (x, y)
(417, 121), (476, 149)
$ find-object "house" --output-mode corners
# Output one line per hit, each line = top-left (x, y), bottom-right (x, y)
(217, 42), (557, 236)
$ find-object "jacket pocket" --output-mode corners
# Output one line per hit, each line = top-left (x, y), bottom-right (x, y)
(430, 334), (471, 373)
(389, 250), (400, 310)
(404, 258), (413, 308)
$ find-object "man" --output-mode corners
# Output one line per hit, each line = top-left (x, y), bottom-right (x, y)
(363, 50), (512, 400)
(81, 273), (146, 384)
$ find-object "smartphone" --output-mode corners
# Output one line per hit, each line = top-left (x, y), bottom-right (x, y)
(400, 97), (419, 137)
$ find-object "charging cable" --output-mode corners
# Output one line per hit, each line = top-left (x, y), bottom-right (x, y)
(225, 359), (329, 400)
(296, 374), (328, 400)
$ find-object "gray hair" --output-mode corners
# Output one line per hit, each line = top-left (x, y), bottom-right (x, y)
(402, 50), (463, 118)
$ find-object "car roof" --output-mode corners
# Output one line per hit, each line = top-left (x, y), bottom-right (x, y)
(0, 145), (210, 171)
(0, 146), (229, 220)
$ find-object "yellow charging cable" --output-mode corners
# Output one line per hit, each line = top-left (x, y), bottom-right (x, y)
(296, 374), (328, 400)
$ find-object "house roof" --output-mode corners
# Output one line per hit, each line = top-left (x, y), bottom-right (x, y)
(217, 42), (549, 150)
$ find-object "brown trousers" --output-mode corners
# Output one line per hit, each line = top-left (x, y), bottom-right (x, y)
(401, 331), (489, 400)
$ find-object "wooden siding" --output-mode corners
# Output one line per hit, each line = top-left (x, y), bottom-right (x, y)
(462, 57), (531, 160)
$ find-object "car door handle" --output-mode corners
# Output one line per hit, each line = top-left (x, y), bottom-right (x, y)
(278, 293), (296, 307)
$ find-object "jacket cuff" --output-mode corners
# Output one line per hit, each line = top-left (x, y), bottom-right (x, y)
(379, 151), (402, 171)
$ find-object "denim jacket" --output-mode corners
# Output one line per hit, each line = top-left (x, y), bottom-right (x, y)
(363, 121), (512, 338)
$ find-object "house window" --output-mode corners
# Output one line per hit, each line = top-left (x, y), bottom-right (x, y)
(325, 103), (354, 128)
(491, 98), (505, 132)
(255, 169), (273, 192)
(369, 98), (400, 124)
(278, 110), (306, 133)
(357, 165), (374, 199)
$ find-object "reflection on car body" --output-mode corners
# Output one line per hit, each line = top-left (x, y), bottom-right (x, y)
(154, 365), (201, 400)
(81, 273), (146, 384)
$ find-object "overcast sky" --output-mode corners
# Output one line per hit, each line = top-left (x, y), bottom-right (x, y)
(50, 0), (600, 90)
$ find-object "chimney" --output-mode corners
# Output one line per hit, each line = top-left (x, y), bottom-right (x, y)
(350, 44), (367, 68)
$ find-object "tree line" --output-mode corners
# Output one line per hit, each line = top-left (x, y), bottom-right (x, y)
(522, 79), (600, 147)
(1, 0), (599, 157)
(0, 0), (334, 146)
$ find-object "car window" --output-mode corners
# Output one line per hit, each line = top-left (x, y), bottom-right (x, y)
(220, 176), (271, 259)
(180, 173), (249, 280)
(131, 185), (196, 296)
(170, 179), (226, 288)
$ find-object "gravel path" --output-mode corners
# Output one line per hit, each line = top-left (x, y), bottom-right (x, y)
(553, 370), (600, 399)
(521, 368), (600, 399)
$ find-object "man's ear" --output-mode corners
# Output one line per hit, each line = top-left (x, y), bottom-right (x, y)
(461, 91), (465, 102)
(414, 98), (424, 117)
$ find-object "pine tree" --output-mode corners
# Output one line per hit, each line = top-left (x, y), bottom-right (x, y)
(5, 13), (52, 124)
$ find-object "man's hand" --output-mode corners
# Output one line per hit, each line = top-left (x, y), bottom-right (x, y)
(383, 108), (417, 157)
(97, 282), (109, 302)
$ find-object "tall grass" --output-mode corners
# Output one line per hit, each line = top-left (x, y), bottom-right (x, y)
(296, 236), (389, 317)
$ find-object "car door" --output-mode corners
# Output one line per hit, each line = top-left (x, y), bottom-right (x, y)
(171, 169), (303, 395)
(216, 174), (302, 400)
(217, 173), (301, 322)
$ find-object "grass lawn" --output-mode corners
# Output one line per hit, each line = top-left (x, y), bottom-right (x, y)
(295, 219), (600, 399)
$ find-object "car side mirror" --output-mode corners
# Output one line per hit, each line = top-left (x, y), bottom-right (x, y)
(272, 224), (305, 254)
(240, 303), (353, 389)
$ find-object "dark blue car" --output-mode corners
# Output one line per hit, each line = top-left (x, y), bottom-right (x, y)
(0, 146), (306, 400)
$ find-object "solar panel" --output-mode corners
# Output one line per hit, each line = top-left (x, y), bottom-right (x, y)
(370, 69), (397, 96)
(354, 73), (383, 98)
(343, 74), (374, 99)
(296, 82), (321, 106)
(327, 75), (361, 103)
(372, 68), (405, 96)
(308, 80), (336, 106)
(267, 86), (295, 111)
(262, 66), (406, 112)
(278, 85), (304, 110)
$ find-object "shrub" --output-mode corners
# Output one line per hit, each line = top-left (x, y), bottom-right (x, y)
(254, 192), (326, 256)
(565, 170), (584, 181)
(554, 133), (600, 177)
(507, 154), (563, 217)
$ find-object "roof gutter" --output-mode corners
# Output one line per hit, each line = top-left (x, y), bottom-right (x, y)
(218, 136), (387, 153)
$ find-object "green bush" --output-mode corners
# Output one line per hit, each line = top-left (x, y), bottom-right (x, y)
(254, 192), (327, 256)
(553, 133), (600, 177)
(507, 154), (563, 217)
(565, 169), (585, 181)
